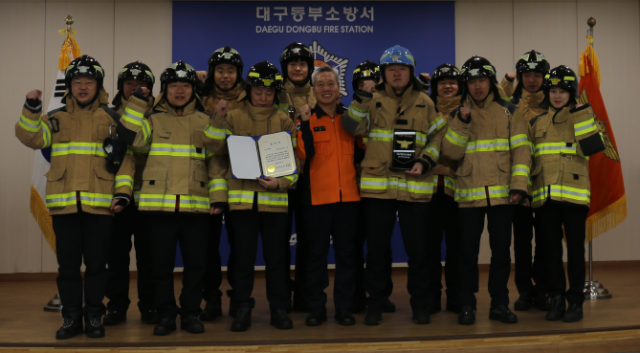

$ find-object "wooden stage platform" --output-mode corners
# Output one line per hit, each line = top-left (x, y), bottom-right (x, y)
(1, 263), (639, 352)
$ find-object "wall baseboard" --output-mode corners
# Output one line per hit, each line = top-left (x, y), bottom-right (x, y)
(1, 260), (638, 282)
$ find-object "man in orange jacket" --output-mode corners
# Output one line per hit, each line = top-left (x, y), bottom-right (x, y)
(296, 65), (360, 326)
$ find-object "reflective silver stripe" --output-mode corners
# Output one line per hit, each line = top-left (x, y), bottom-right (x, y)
(228, 193), (254, 200)
(79, 195), (111, 203)
(536, 144), (576, 153)
(46, 195), (76, 203)
(180, 198), (209, 206)
(52, 145), (101, 153)
(150, 146), (194, 153)
(139, 197), (175, 203)
(123, 110), (143, 124)
(488, 188), (509, 196)
(455, 189), (485, 198)
(550, 186), (589, 198)
(360, 179), (398, 187)
(257, 195), (288, 202)
(467, 141), (509, 149)
(416, 135), (427, 144)
(369, 132), (393, 139)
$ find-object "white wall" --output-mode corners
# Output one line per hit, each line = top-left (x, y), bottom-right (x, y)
(0, 0), (638, 273)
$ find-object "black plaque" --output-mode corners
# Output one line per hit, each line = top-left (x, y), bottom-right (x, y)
(390, 130), (417, 171)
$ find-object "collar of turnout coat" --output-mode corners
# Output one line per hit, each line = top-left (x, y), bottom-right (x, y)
(284, 79), (312, 95)
(244, 100), (279, 121)
(214, 82), (244, 101)
(153, 95), (199, 116)
(62, 88), (109, 113)
(436, 95), (461, 116)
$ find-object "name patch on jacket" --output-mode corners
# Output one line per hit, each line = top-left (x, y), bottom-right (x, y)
(314, 126), (326, 132)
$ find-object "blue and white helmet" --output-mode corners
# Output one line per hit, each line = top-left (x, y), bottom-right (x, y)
(379, 45), (416, 77)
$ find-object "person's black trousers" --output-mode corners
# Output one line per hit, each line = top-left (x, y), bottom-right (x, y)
(288, 189), (307, 307)
(457, 205), (515, 308)
(52, 208), (112, 316)
(106, 201), (154, 314)
(202, 213), (223, 304)
(147, 212), (209, 318)
(535, 202), (587, 306)
(513, 205), (543, 295)
(425, 186), (460, 305)
(230, 202), (291, 311)
(303, 201), (359, 310)
(354, 201), (394, 306)
(363, 198), (433, 310)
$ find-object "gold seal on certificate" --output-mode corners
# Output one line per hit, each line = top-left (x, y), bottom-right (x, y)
(227, 131), (297, 179)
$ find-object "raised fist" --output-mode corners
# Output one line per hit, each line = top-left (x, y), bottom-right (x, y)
(26, 89), (43, 102)
(135, 87), (151, 98)
(196, 71), (207, 83)
(460, 107), (471, 121)
(299, 104), (312, 122)
(361, 80), (376, 94)
(506, 72), (516, 80)
(419, 73), (431, 82)
(216, 99), (229, 117)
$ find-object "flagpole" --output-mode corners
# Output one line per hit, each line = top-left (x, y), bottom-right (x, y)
(583, 16), (612, 300)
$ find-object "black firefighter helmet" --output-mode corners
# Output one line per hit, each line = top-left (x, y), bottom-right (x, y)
(112, 61), (155, 106)
(63, 55), (105, 104)
(352, 60), (380, 92)
(203, 46), (244, 95)
(280, 42), (314, 84)
(460, 55), (501, 101)
(430, 63), (462, 101)
(541, 65), (579, 109)
(244, 61), (283, 105)
(513, 50), (550, 96)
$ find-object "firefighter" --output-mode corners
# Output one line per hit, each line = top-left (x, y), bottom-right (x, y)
(199, 46), (245, 321)
(425, 63), (463, 314)
(16, 55), (135, 339)
(528, 65), (605, 322)
(508, 50), (552, 312)
(296, 66), (360, 326)
(279, 42), (316, 312)
(441, 56), (531, 325)
(104, 61), (157, 326)
(116, 61), (215, 336)
(205, 61), (298, 332)
(350, 60), (396, 315)
(342, 45), (446, 326)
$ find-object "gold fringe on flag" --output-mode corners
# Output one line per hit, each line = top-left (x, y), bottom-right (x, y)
(586, 194), (627, 243)
(30, 185), (56, 254)
(58, 28), (81, 71)
(579, 35), (601, 87)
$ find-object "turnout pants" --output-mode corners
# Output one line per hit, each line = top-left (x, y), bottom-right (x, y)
(363, 198), (434, 310)
(535, 202), (587, 306)
(106, 201), (154, 313)
(52, 208), (112, 315)
(425, 186), (460, 304)
(458, 205), (515, 308)
(147, 212), (209, 318)
(513, 205), (543, 295)
(203, 212), (237, 305)
(230, 200), (290, 311)
(303, 202), (359, 310)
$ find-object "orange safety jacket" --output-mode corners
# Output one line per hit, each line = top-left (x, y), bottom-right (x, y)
(296, 105), (360, 206)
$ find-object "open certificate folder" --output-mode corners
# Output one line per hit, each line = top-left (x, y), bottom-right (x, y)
(227, 131), (297, 179)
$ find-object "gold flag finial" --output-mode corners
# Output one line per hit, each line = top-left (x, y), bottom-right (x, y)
(587, 17), (596, 28)
(58, 15), (81, 70)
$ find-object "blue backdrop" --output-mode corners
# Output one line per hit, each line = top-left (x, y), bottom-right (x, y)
(172, 1), (455, 267)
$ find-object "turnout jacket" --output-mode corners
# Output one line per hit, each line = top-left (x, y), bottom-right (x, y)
(512, 90), (547, 122)
(117, 94), (217, 214)
(15, 89), (135, 216)
(280, 80), (317, 121)
(431, 95), (462, 197)
(296, 104), (360, 206)
(527, 104), (605, 208)
(341, 79), (446, 202)
(114, 96), (154, 198)
(205, 101), (298, 213)
(442, 92), (531, 208)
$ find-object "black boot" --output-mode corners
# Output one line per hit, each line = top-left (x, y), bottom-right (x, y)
(103, 309), (126, 326)
(458, 306), (476, 325)
(153, 316), (177, 336)
(84, 308), (106, 338)
(546, 295), (566, 321)
(563, 303), (583, 322)
(270, 309), (293, 330)
(489, 305), (518, 323)
(140, 309), (159, 325)
(412, 306), (431, 325)
(514, 292), (533, 311)
(335, 309), (355, 326)
(200, 297), (222, 322)
(382, 298), (396, 313)
(55, 308), (83, 340)
(231, 307), (252, 332)
(180, 314), (205, 334)
(364, 307), (383, 325)
(306, 307), (327, 326)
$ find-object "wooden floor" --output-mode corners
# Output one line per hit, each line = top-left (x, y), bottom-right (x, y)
(1, 265), (640, 352)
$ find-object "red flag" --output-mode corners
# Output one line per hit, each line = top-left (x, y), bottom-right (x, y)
(578, 38), (627, 241)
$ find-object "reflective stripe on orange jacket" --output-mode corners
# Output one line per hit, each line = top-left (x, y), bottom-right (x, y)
(296, 105), (360, 206)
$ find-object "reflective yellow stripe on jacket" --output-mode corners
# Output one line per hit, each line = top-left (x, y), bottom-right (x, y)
(149, 143), (214, 158)
(455, 185), (509, 202)
(228, 190), (290, 207)
(465, 139), (509, 153)
(360, 177), (436, 195)
(45, 191), (113, 208)
(137, 194), (210, 210)
(532, 185), (590, 204)
(51, 142), (107, 157)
